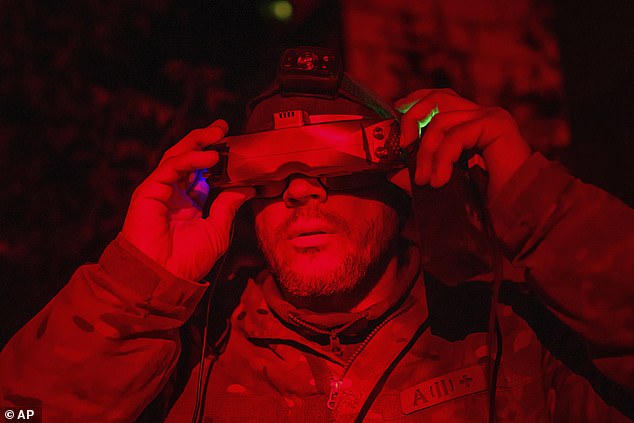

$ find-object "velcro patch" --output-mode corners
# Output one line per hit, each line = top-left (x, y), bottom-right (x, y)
(400, 365), (487, 414)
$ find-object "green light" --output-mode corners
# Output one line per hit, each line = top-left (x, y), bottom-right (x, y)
(270, 0), (293, 21)
(417, 104), (439, 137)
(396, 100), (418, 114)
(396, 101), (439, 138)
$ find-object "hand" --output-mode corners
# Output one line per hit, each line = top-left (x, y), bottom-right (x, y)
(121, 120), (255, 281)
(394, 88), (531, 198)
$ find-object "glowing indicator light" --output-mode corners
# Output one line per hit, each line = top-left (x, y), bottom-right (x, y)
(269, 0), (293, 21)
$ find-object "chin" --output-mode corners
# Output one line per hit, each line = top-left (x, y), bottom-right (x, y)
(282, 239), (346, 267)
(290, 253), (343, 278)
(273, 248), (369, 297)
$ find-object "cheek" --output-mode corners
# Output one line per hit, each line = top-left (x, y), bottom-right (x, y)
(253, 202), (286, 243)
(339, 199), (398, 240)
(354, 209), (398, 256)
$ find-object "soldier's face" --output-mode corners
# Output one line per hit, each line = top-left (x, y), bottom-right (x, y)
(253, 176), (399, 297)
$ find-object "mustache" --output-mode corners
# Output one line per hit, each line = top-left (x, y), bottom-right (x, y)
(278, 206), (351, 237)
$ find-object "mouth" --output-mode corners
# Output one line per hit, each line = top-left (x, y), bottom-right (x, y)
(286, 220), (336, 241)
(296, 230), (327, 237)
(287, 232), (337, 249)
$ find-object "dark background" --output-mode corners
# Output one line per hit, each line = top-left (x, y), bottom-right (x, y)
(0, 0), (632, 346)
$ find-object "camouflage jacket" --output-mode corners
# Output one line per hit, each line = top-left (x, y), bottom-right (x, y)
(1, 154), (632, 422)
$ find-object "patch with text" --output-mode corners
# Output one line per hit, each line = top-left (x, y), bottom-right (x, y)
(400, 365), (487, 414)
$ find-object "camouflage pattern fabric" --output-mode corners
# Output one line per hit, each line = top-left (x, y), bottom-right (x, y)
(1, 154), (632, 422)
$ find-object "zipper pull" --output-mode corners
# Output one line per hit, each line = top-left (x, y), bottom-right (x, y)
(329, 330), (343, 357)
(327, 378), (343, 410)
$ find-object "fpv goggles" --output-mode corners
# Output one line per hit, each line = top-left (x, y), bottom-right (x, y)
(204, 113), (410, 197)
(203, 46), (410, 197)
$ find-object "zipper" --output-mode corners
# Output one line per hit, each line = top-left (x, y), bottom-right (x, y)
(328, 301), (415, 409)
(327, 378), (343, 410)
(341, 300), (414, 373)
(287, 312), (367, 357)
(290, 300), (416, 411)
(329, 330), (343, 356)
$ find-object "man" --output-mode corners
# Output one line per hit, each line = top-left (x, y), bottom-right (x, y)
(1, 47), (632, 422)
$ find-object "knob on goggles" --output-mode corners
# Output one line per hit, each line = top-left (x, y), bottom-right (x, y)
(204, 46), (412, 197)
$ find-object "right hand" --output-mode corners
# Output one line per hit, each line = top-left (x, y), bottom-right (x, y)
(121, 119), (255, 281)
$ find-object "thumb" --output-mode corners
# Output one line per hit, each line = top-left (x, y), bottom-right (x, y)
(204, 187), (256, 248)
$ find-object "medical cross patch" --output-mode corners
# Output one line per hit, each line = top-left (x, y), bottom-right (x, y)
(400, 365), (487, 414)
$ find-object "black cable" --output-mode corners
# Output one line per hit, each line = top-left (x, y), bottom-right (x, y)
(470, 166), (504, 423)
(405, 152), (504, 422)
(488, 318), (503, 423)
(190, 196), (236, 423)
(354, 319), (431, 423)
(190, 250), (229, 423)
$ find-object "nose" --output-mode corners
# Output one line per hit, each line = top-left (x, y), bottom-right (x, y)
(283, 176), (327, 207)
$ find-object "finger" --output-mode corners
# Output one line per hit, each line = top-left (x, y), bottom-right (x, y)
(161, 119), (228, 162)
(151, 150), (220, 185)
(429, 130), (466, 187)
(414, 110), (484, 186)
(398, 90), (478, 147)
(133, 150), (220, 204)
(426, 110), (499, 187)
(203, 187), (256, 252)
(401, 104), (440, 148)
(413, 116), (444, 185)
(394, 88), (460, 112)
(398, 93), (438, 147)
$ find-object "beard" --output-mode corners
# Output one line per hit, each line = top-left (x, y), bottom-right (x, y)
(256, 205), (399, 298)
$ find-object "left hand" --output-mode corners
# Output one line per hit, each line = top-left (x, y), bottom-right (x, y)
(393, 88), (531, 199)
